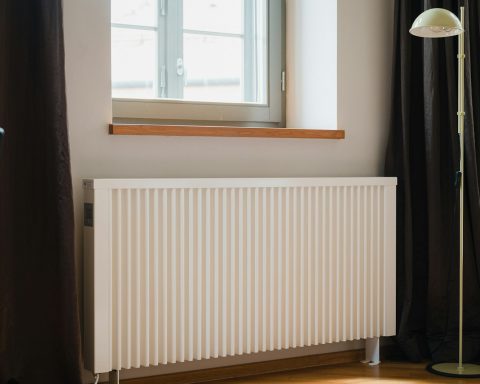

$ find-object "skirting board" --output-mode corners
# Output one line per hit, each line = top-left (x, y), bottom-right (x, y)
(123, 349), (364, 384)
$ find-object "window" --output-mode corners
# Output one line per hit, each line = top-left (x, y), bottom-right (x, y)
(111, 0), (285, 126)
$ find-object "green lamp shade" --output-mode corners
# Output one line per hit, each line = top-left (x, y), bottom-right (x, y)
(410, 8), (463, 38)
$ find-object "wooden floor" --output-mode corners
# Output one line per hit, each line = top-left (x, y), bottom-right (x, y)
(213, 362), (472, 383)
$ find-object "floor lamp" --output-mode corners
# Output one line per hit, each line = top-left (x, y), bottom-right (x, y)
(410, 7), (480, 378)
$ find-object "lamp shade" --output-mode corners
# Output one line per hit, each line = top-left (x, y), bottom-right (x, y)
(410, 8), (463, 38)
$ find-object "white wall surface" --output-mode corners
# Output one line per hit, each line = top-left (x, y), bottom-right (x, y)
(63, 0), (395, 381)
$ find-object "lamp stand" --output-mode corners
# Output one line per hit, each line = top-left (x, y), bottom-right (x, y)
(427, 6), (480, 379)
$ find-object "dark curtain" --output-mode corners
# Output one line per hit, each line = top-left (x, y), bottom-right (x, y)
(386, 0), (480, 363)
(0, 1), (82, 383)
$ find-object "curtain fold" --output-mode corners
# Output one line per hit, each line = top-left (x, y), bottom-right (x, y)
(386, 0), (480, 363)
(0, 1), (82, 383)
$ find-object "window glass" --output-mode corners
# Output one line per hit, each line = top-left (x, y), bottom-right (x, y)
(111, 0), (157, 27)
(112, 28), (157, 99)
(183, 34), (243, 102)
(183, 0), (243, 34)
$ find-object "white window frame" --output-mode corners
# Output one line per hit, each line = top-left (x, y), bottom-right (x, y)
(112, 0), (285, 126)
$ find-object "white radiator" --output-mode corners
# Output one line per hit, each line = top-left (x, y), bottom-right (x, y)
(83, 178), (397, 375)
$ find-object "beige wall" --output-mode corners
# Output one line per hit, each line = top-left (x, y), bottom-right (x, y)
(287, 0), (338, 128)
(63, 0), (394, 381)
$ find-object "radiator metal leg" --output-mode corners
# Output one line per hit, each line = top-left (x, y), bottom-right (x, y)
(363, 337), (381, 366)
(109, 370), (120, 384)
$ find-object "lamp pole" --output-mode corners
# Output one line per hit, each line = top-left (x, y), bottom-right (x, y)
(457, 6), (465, 373)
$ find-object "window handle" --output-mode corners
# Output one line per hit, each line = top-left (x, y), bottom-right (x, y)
(160, 65), (166, 98)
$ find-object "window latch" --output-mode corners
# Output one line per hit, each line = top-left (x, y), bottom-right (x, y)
(160, 0), (166, 16)
(176, 58), (184, 76)
(281, 71), (286, 92)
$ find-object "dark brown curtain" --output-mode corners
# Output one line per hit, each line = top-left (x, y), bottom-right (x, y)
(0, 1), (82, 383)
(386, 0), (480, 363)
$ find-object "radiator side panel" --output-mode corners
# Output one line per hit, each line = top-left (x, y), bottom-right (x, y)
(84, 187), (113, 374)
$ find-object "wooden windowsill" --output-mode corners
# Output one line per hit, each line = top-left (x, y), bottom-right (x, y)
(109, 124), (345, 140)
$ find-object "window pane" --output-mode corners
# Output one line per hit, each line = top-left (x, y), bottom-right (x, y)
(112, 0), (157, 27)
(183, 0), (243, 34)
(111, 0), (268, 104)
(183, 34), (243, 103)
(112, 28), (156, 99)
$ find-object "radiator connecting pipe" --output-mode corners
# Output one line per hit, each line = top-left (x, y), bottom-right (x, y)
(410, 5), (480, 379)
